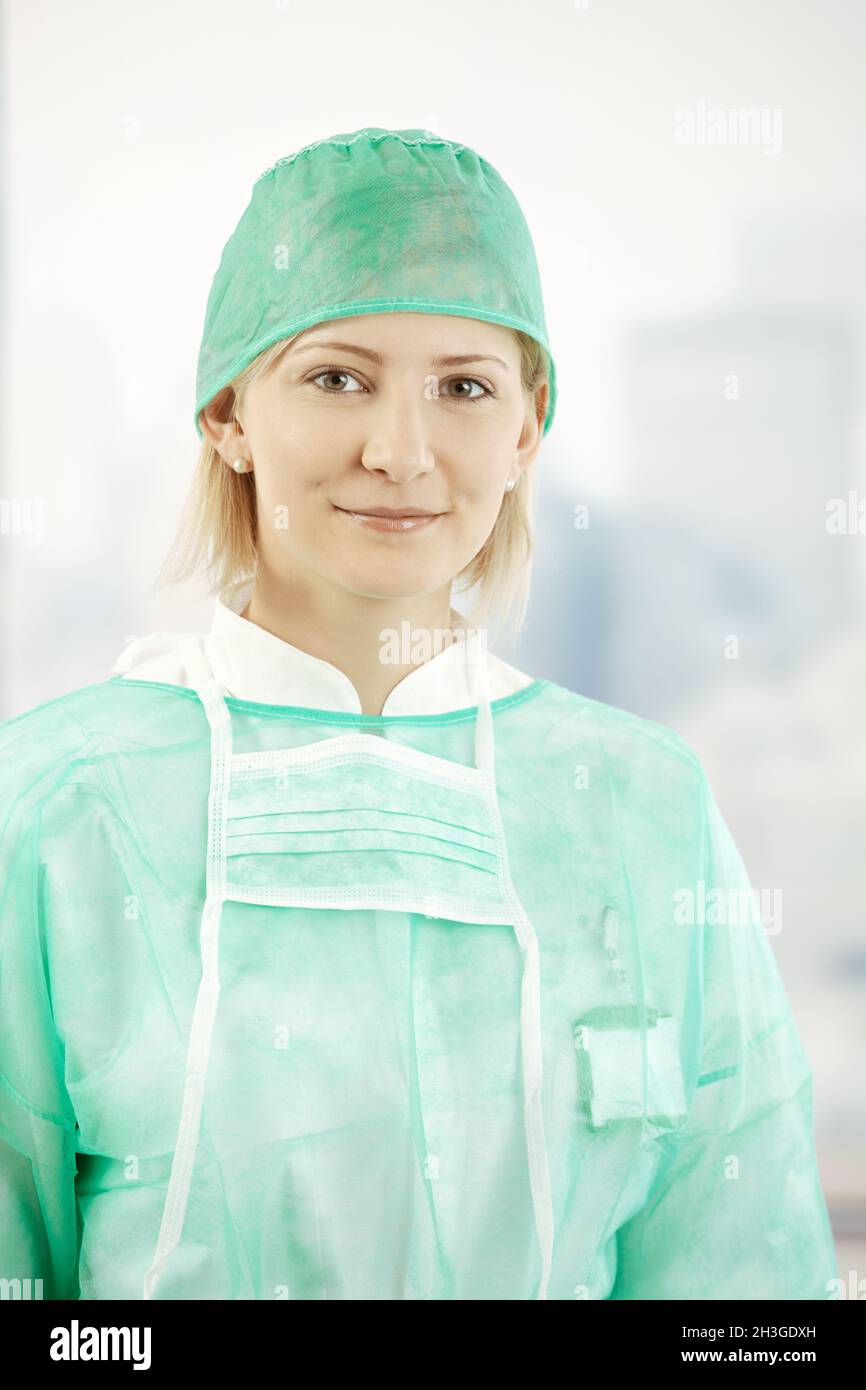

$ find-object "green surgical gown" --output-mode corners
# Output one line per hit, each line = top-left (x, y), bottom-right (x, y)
(0, 669), (838, 1299)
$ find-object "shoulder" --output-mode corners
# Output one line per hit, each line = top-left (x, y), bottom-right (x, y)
(516, 677), (710, 816)
(518, 675), (703, 766)
(0, 678), (203, 822)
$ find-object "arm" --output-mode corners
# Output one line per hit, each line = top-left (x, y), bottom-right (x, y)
(609, 765), (838, 1300)
(0, 774), (80, 1300)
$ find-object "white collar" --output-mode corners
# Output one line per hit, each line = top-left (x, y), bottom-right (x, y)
(112, 578), (535, 715)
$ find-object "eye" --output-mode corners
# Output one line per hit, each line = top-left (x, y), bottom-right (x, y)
(440, 377), (492, 404)
(309, 369), (366, 395)
(307, 369), (493, 404)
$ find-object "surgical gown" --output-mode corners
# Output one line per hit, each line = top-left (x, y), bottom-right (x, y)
(0, 652), (838, 1299)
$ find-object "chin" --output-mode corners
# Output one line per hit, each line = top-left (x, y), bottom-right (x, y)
(336, 567), (452, 602)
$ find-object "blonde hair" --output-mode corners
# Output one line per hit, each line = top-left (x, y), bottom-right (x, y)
(155, 329), (549, 647)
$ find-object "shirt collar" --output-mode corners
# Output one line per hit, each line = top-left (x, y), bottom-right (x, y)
(202, 578), (532, 715)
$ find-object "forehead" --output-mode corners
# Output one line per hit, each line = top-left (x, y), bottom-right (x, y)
(290, 312), (519, 361)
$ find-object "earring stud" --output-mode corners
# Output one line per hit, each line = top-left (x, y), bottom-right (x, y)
(232, 458), (249, 473)
(505, 478), (515, 492)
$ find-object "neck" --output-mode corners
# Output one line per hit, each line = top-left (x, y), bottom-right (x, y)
(241, 571), (469, 716)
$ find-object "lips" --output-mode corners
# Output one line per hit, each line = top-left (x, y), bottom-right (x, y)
(334, 504), (442, 533)
(336, 507), (440, 518)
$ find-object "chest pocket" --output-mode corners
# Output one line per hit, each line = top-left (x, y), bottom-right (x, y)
(573, 1006), (689, 1133)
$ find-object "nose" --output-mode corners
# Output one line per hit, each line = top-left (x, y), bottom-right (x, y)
(360, 384), (437, 483)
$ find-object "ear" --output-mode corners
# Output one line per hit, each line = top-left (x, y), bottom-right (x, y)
(513, 380), (548, 479)
(199, 387), (248, 466)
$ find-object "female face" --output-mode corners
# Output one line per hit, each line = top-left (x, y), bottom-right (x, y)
(210, 312), (545, 604)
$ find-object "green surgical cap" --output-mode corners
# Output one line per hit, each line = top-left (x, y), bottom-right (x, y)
(194, 127), (557, 438)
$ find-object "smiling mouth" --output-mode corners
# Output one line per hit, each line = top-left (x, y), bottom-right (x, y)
(333, 504), (443, 532)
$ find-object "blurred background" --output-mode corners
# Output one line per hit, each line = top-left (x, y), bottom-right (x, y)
(1, 0), (863, 1291)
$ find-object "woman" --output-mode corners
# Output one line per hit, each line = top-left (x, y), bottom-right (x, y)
(0, 127), (837, 1301)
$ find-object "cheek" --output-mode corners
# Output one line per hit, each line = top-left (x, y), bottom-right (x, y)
(451, 436), (512, 491)
(455, 461), (511, 519)
(449, 491), (508, 562)
(253, 464), (345, 559)
(251, 449), (325, 510)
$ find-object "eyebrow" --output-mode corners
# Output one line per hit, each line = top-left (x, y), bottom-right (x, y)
(290, 340), (511, 371)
